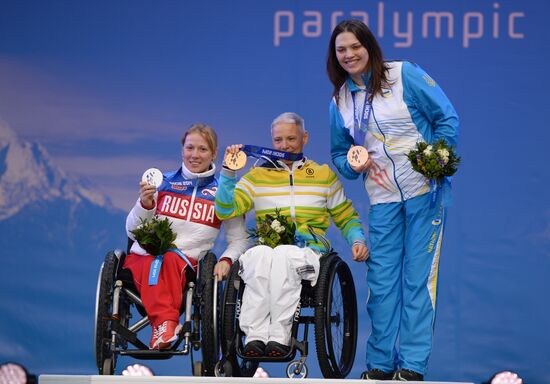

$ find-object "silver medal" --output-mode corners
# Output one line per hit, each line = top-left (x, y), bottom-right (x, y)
(141, 168), (163, 188)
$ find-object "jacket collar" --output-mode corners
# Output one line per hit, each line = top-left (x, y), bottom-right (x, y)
(260, 157), (308, 171)
(346, 71), (372, 93)
(180, 162), (216, 184)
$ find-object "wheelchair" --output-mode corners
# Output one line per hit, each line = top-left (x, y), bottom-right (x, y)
(93, 248), (220, 376)
(214, 250), (358, 379)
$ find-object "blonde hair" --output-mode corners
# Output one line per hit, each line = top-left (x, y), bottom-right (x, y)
(181, 123), (218, 160)
(271, 112), (305, 133)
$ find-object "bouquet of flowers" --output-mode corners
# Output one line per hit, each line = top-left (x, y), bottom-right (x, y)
(407, 139), (460, 180)
(247, 208), (296, 248)
(130, 216), (177, 256)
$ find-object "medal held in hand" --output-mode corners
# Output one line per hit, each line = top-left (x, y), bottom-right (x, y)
(224, 150), (247, 170)
(224, 145), (304, 170)
(348, 89), (372, 168)
(141, 168), (163, 188)
(347, 145), (369, 168)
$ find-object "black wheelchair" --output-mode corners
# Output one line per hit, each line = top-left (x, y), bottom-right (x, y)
(215, 250), (358, 379)
(94, 248), (220, 376)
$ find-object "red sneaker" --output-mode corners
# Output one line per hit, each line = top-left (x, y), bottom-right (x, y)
(150, 320), (182, 350)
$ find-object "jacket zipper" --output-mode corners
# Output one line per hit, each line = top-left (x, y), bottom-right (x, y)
(289, 171), (296, 223)
(186, 182), (199, 221)
(373, 109), (404, 202)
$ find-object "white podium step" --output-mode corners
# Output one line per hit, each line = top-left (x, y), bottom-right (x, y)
(40, 374), (474, 384)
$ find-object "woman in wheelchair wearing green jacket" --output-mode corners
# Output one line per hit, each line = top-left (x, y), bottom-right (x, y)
(215, 112), (368, 357)
(125, 123), (249, 350)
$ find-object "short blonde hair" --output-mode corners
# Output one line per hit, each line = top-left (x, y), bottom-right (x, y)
(271, 112), (305, 133)
(181, 123), (218, 160)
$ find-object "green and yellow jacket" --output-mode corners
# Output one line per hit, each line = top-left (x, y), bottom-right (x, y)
(215, 157), (366, 252)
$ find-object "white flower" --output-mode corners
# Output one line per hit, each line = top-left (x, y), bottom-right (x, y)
(271, 219), (285, 233)
(437, 148), (449, 158)
(437, 148), (449, 165)
(423, 145), (433, 156)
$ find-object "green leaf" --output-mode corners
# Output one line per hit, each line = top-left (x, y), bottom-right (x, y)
(130, 216), (177, 256)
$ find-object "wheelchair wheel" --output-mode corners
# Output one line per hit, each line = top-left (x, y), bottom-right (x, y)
(193, 361), (202, 377)
(219, 261), (258, 377)
(94, 251), (119, 374)
(314, 253), (358, 378)
(198, 252), (220, 376)
(102, 358), (115, 376)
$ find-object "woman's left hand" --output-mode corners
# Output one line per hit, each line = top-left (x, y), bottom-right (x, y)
(352, 242), (369, 262)
(213, 260), (231, 280)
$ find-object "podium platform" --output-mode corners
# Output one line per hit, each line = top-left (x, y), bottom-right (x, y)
(40, 375), (474, 384)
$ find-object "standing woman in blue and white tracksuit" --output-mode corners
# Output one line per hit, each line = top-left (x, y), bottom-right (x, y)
(326, 19), (459, 382)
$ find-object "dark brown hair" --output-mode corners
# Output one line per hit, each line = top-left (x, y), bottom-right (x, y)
(326, 19), (391, 102)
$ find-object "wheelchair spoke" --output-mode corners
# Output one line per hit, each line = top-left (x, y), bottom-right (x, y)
(329, 273), (344, 364)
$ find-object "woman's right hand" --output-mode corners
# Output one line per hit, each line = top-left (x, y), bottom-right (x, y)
(350, 158), (372, 173)
(225, 144), (243, 156)
(349, 148), (373, 173)
(139, 181), (156, 210)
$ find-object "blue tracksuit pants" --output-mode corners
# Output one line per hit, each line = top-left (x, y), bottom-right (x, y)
(366, 192), (446, 375)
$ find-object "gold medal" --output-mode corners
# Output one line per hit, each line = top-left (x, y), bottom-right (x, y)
(224, 150), (247, 170)
(347, 146), (369, 168)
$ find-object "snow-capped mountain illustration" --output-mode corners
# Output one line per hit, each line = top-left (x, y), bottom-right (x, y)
(0, 120), (113, 221)
(0, 119), (127, 373)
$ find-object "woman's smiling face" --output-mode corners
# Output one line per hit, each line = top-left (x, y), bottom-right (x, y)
(182, 132), (214, 173)
(335, 31), (370, 85)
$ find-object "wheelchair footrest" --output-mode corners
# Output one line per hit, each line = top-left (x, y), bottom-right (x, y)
(236, 353), (298, 363)
(119, 349), (188, 360)
(111, 320), (149, 350)
(236, 340), (307, 363)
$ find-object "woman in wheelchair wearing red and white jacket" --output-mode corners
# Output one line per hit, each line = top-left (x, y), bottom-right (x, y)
(125, 123), (249, 350)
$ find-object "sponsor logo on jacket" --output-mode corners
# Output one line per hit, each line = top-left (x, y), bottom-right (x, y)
(170, 182), (186, 191)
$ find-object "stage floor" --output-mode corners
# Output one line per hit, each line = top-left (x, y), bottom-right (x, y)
(40, 375), (474, 384)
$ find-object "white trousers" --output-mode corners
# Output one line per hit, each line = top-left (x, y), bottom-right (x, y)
(238, 245), (320, 346)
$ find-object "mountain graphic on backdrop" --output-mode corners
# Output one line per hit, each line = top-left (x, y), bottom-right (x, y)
(0, 120), (115, 221)
(0, 119), (127, 374)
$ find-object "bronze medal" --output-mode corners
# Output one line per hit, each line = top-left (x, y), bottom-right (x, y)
(347, 146), (369, 168)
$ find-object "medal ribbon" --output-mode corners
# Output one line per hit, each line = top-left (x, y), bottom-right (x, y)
(430, 176), (453, 208)
(351, 90), (372, 146)
(148, 256), (163, 286)
(242, 145), (303, 162)
(148, 248), (196, 286)
(429, 179), (439, 208)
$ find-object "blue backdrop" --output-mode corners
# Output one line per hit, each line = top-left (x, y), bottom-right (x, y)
(0, 1), (548, 383)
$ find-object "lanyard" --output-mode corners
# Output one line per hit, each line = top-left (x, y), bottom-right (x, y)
(242, 145), (303, 162)
(351, 90), (372, 146)
(148, 248), (196, 286)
